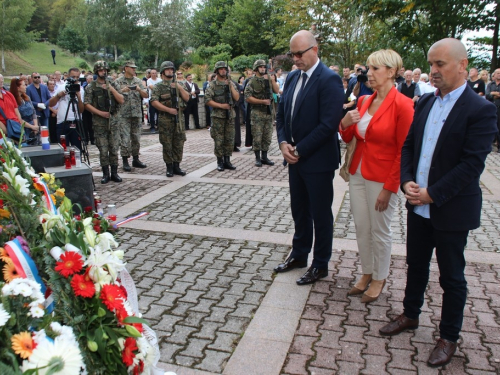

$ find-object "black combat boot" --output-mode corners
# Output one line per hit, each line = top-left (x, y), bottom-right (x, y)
(254, 151), (262, 167)
(132, 156), (147, 168)
(122, 157), (131, 172)
(101, 166), (110, 184)
(261, 151), (275, 166)
(223, 156), (236, 170)
(110, 165), (122, 182)
(217, 157), (224, 172)
(173, 162), (186, 176)
(166, 163), (174, 177)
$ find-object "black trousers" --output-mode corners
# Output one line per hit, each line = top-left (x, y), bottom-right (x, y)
(184, 100), (200, 129)
(289, 165), (335, 269)
(149, 104), (158, 129)
(82, 110), (94, 143)
(403, 211), (469, 342)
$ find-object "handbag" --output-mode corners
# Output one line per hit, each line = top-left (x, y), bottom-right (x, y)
(0, 105), (23, 140)
(339, 95), (370, 182)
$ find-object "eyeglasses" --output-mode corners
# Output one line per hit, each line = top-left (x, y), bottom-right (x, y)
(287, 46), (314, 59)
(176, 73), (182, 75)
(33, 76), (41, 79)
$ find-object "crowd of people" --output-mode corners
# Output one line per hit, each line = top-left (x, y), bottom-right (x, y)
(1, 33), (499, 369)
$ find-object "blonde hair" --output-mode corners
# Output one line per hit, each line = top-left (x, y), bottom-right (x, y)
(366, 49), (403, 80)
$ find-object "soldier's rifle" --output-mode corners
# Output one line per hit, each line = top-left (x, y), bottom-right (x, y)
(172, 72), (183, 133)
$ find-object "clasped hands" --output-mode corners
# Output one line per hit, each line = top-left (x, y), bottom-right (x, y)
(279, 143), (299, 164)
(403, 181), (433, 206)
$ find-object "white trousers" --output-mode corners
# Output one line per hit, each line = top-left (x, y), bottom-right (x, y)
(349, 170), (398, 280)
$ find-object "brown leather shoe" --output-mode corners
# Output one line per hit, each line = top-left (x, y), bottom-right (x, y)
(379, 313), (419, 336)
(427, 338), (457, 367)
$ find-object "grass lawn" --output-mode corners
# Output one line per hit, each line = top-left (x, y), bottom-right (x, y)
(2, 42), (89, 77)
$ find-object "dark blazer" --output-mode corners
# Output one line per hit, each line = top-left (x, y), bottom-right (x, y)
(276, 62), (344, 173)
(185, 81), (200, 103)
(401, 84), (497, 231)
(26, 83), (51, 118)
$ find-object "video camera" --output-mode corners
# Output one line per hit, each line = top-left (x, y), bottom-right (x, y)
(65, 77), (81, 95)
(357, 68), (368, 84)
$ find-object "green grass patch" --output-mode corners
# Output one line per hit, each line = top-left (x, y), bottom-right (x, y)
(2, 42), (89, 76)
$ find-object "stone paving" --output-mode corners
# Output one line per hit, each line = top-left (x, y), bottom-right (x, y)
(82, 122), (500, 375)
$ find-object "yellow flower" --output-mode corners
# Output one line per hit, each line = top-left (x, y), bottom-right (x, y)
(0, 208), (10, 219)
(50, 194), (56, 204)
(39, 173), (55, 185)
(11, 332), (35, 359)
(55, 188), (65, 198)
(3, 259), (20, 282)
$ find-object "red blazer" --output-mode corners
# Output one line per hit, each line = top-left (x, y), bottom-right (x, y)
(340, 87), (414, 193)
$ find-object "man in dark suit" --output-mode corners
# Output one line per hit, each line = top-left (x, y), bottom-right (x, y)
(274, 30), (344, 285)
(26, 72), (51, 127)
(379, 38), (497, 367)
(184, 73), (200, 129)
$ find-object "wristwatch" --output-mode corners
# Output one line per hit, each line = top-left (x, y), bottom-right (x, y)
(294, 147), (299, 157)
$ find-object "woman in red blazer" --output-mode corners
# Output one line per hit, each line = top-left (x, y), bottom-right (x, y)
(339, 49), (414, 303)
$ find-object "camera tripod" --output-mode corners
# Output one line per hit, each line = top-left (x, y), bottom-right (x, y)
(61, 90), (90, 166)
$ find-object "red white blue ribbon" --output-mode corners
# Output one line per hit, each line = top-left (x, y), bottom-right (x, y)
(116, 212), (148, 227)
(33, 177), (57, 215)
(4, 238), (54, 313)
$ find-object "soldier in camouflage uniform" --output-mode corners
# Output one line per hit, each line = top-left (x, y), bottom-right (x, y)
(245, 59), (279, 167)
(150, 61), (190, 177)
(84, 61), (125, 183)
(205, 61), (240, 171)
(113, 60), (148, 171)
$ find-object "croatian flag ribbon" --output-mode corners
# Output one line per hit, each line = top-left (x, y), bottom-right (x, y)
(33, 177), (57, 215)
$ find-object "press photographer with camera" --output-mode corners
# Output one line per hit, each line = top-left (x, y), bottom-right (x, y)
(352, 66), (374, 98)
(49, 67), (85, 150)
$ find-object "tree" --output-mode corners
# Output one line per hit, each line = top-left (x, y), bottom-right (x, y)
(0, 0), (36, 72)
(28, 0), (55, 39)
(357, 0), (491, 62)
(191, 0), (234, 48)
(86, 0), (139, 61)
(138, 0), (191, 68)
(48, 0), (85, 42)
(57, 25), (87, 56)
(219, 0), (279, 57)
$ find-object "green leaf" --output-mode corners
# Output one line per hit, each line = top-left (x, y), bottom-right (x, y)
(123, 316), (150, 326)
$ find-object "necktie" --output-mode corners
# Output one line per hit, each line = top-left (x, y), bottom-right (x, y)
(293, 72), (308, 117)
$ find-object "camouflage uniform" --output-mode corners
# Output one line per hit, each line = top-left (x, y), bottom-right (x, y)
(150, 80), (187, 165)
(113, 74), (144, 159)
(244, 75), (274, 152)
(244, 59), (275, 167)
(205, 80), (237, 158)
(84, 80), (120, 167)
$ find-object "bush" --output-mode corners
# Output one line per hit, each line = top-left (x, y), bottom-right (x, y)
(180, 61), (193, 71)
(232, 54), (268, 74)
(190, 64), (209, 83)
(208, 53), (232, 69)
(77, 60), (90, 71)
(273, 54), (294, 71)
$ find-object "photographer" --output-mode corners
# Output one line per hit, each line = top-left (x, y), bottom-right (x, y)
(352, 66), (373, 98)
(49, 67), (85, 150)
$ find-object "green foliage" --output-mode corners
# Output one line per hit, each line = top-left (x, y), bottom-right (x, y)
(232, 54), (268, 73)
(27, 0), (54, 39)
(189, 64), (209, 82)
(191, 0), (234, 48)
(78, 60), (90, 70)
(273, 54), (294, 71)
(48, 0), (85, 42)
(197, 44), (233, 63)
(208, 52), (232, 67)
(220, 0), (279, 57)
(57, 26), (87, 56)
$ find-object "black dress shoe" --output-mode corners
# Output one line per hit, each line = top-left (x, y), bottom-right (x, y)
(427, 338), (457, 367)
(296, 267), (328, 285)
(274, 257), (307, 273)
(379, 313), (419, 336)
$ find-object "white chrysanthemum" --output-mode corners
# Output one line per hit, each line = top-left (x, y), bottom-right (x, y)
(2, 282), (14, 296)
(29, 306), (44, 318)
(7, 278), (42, 299)
(0, 303), (11, 327)
(16, 283), (34, 297)
(21, 337), (83, 375)
(137, 336), (156, 368)
(50, 322), (78, 346)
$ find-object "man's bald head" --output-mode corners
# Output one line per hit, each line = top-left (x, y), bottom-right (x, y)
(290, 30), (318, 47)
(429, 38), (467, 62)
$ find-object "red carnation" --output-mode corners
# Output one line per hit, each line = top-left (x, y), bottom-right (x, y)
(84, 206), (92, 213)
(100, 284), (124, 311)
(70, 273), (96, 298)
(55, 251), (83, 278)
(122, 337), (138, 367)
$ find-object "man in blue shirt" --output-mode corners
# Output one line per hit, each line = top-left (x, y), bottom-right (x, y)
(379, 38), (497, 368)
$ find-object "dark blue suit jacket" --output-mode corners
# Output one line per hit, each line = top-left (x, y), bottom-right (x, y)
(401, 84), (497, 231)
(26, 84), (51, 118)
(276, 62), (344, 173)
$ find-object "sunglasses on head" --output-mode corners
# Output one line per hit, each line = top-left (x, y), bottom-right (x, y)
(286, 46), (314, 59)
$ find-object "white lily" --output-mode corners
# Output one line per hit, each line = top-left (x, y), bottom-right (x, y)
(82, 217), (97, 247)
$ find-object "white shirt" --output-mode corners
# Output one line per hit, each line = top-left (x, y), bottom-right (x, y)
(55, 85), (84, 124)
(147, 77), (162, 98)
(291, 58), (321, 117)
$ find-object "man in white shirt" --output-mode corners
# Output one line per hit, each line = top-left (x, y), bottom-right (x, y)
(147, 69), (161, 133)
(49, 68), (85, 150)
